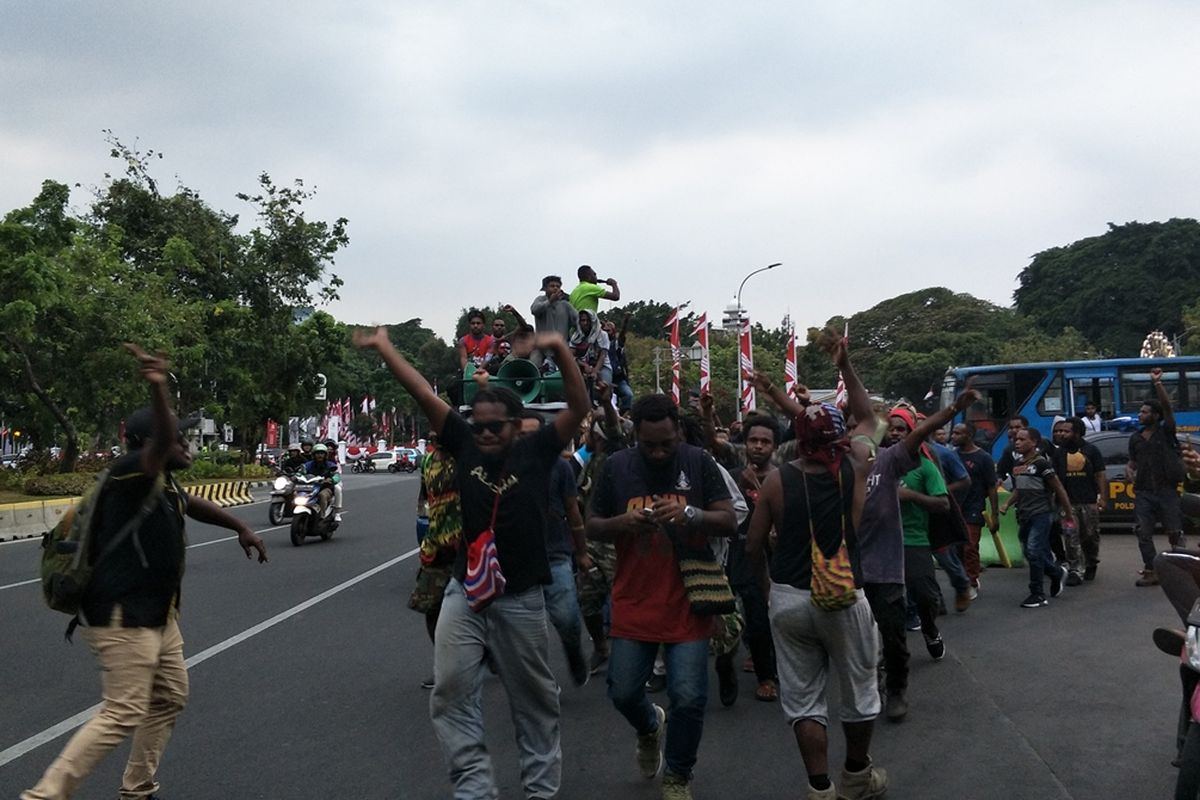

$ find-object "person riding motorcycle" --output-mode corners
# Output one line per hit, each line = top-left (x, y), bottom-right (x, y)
(304, 444), (344, 523)
(280, 444), (307, 475)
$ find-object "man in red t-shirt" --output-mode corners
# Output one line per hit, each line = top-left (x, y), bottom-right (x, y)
(587, 394), (735, 800)
(457, 310), (495, 370)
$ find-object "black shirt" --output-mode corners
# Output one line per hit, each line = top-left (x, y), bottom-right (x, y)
(772, 460), (856, 591)
(440, 412), (563, 594)
(82, 452), (188, 628)
(1130, 423), (1183, 492)
(1053, 441), (1105, 504)
(957, 448), (997, 524)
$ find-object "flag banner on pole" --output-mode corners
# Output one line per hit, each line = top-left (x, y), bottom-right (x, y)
(834, 322), (850, 408)
(690, 312), (710, 395)
(784, 324), (798, 397)
(740, 317), (755, 414)
(667, 306), (682, 405)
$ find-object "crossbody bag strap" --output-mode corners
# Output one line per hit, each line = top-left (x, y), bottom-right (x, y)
(90, 474), (167, 570)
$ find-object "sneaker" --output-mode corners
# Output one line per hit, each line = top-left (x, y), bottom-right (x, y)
(1154, 627), (1187, 657)
(884, 692), (908, 722)
(715, 652), (738, 707)
(967, 585), (979, 601)
(840, 761), (888, 800)
(661, 771), (692, 800)
(589, 648), (609, 675)
(1084, 565), (1098, 581)
(333, 512), (343, 523)
(645, 673), (667, 693)
(636, 704), (666, 779)
(420, 676), (435, 690)
(954, 592), (972, 613)
(806, 783), (839, 800)
(1050, 565), (1067, 598)
(1136, 569), (1160, 587)
(1021, 593), (1048, 608)
(905, 615), (921, 632)
(1065, 571), (1083, 587)
(924, 633), (946, 661)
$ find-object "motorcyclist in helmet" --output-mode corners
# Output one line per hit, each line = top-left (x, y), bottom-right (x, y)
(300, 440), (314, 460)
(281, 444), (306, 475)
(304, 444), (344, 523)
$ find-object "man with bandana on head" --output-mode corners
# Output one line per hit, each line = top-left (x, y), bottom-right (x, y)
(745, 337), (979, 800)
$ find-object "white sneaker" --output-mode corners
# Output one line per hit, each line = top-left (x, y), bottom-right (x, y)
(334, 513), (343, 523)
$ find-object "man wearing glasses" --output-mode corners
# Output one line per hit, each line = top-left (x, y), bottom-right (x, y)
(355, 327), (588, 800)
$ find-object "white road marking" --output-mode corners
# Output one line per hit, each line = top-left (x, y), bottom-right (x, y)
(0, 577), (39, 591)
(0, 546), (420, 767)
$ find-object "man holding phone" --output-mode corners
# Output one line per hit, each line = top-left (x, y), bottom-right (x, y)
(587, 394), (736, 800)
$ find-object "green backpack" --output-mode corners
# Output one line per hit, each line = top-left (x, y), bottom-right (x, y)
(40, 469), (166, 627)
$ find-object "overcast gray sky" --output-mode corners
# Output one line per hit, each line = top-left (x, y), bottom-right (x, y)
(4, 2), (1199, 343)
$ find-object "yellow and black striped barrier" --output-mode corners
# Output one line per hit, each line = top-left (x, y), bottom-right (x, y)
(186, 480), (256, 508)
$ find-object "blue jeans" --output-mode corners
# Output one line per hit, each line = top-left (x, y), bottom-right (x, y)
(1019, 513), (1059, 596)
(606, 637), (709, 779)
(613, 378), (635, 411)
(544, 556), (585, 668)
(430, 580), (561, 800)
(933, 545), (971, 594)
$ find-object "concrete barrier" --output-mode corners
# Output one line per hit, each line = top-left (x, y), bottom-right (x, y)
(0, 479), (262, 539)
(11, 501), (47, 541)
(42, 499), (74, 532)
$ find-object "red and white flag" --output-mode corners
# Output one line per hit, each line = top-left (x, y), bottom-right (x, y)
(739, 317), (755, 415)
(665, 307), (682, 405)
(834, 323), (850, 409)
(784, 323), (798, 398)
(690, 313), (710, 395)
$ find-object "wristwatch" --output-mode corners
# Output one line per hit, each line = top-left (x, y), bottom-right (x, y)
(683, 505), (700, 526)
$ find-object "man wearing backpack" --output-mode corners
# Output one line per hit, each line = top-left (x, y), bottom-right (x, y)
(23, 344), (268, 800)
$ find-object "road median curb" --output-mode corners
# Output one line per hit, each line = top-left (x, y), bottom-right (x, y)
(0, 479), (269, 542)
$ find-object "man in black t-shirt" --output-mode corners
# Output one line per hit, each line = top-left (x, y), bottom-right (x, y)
(1130, 368), (1186, 586)
(1052, 417), (1108, 584)
(355, 326), (589, 800)
(23, 345), (267, 800)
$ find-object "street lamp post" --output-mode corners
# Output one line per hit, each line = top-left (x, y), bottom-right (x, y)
(735, 262), (782, 421)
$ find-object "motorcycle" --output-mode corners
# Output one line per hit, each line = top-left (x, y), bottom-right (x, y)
(351, 458), (377, 474)
(389, 454), (417, 474)
(267, 473), (296, 525)
(289, 474), (339, 546)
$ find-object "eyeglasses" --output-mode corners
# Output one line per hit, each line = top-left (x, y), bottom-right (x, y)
(470, 419), (513, 436)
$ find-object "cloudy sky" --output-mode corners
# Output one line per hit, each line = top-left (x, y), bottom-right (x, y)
(4, 2), (1199, 343)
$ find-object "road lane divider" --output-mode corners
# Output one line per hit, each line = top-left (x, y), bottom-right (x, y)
(0, 544), (420, 767)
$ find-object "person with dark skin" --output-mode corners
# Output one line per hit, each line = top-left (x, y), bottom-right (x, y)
(951, 422), (1001, 590)
(355, 326), (589, 800)
(1130, 366), (1186, 586)
(1051, 417), (1108, 584)
(1001, 428), (1075, 607)
(22, 344), (267, 800)
(457, 310), (495, 371)
(745, 335), (980, 799)
(568, 264), (620, 313)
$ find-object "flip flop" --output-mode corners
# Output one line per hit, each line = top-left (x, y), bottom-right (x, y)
(755, 680), (778, 702)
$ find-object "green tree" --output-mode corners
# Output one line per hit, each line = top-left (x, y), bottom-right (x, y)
(1014, 219), (1200, 355)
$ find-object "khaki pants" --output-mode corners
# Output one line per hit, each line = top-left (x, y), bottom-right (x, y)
(23, 607), (189, 800)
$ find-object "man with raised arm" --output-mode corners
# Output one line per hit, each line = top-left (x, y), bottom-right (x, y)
(1130, 366), (1186, 586)
(355, 327), (589, 800)
(22, 345), (267, 800)
(746, 335), (979, 798)
(568, 264), (620, 313)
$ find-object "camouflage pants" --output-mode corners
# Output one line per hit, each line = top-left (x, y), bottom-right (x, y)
(578, 540), (617, 617)
(709, 598), (745, 658)
(408, 564), (452, 615)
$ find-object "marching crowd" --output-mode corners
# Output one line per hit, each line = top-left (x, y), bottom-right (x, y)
(19, 266), (1195, 800)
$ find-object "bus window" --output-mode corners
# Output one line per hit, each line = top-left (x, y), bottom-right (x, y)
(1186, 372), (1200, 410)
(1069, 377), (1114, 418)
(1013, 369), (1045, 412)
(1120, 369), (1180, 412)
(1038, 372), (1065, 416)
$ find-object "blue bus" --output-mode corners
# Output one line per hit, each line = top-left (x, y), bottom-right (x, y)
(939, 357), (1200, 460)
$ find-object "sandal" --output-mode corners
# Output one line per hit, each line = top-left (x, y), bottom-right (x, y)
(755, 680), (778, 702)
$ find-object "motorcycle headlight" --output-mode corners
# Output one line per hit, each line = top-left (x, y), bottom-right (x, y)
(294, 495), (309, 505)
(273, 477), (289, 490)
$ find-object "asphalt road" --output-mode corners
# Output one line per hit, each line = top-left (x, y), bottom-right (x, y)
(0, 472), (1189, 799)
